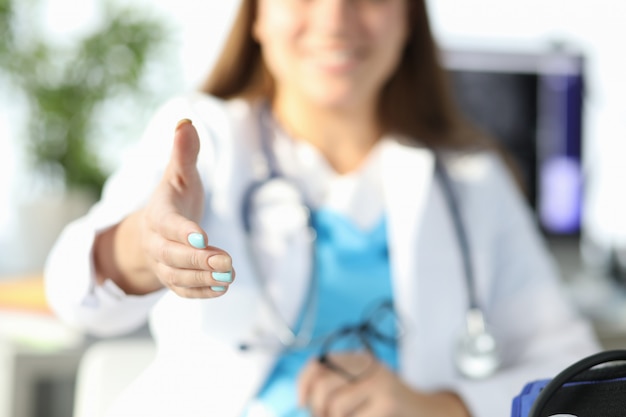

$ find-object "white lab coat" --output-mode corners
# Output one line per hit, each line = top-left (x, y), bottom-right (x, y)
(45, 93), (600, 417)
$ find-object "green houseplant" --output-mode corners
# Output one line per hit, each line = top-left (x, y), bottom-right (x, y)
(0, 0), (173, 273)
(0, 0), (170, 199)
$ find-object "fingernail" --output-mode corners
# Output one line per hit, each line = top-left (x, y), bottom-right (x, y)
(187, 233), (206, 249)
(176, 118), (192, 131)
(208, 254), (232, 271)
(211, 286), (226, 292)
(212, 271), (233, 283)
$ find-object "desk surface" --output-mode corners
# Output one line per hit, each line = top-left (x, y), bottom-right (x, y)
(0, 274), (85, 354)
(0, 274), (51, 315)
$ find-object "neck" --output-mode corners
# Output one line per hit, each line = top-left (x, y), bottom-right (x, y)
(272, 96), (381, 174)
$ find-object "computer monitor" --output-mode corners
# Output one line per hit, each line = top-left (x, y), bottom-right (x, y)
(442, 47), (585, 237)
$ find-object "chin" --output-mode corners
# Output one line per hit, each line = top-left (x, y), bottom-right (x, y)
(305, 87), (365, 111)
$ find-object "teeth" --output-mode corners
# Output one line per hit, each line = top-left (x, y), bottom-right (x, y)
(318, 50), (355, 65)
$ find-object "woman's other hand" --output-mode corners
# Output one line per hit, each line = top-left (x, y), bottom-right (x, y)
(297, 353), (470, 417)
(94, 119), (235, 298)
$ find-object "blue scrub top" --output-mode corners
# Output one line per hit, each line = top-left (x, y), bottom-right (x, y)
(250, 209), (399, 417)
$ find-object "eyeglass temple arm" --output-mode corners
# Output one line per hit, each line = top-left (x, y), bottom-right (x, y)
(317, 355), (362, 383)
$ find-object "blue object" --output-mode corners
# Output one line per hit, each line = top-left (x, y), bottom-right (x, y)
(252, 209), (397, 417)
(512, 350), (626, 417)
(510, 379), (550, 417)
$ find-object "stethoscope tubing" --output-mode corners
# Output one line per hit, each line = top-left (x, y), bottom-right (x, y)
(433, 155), (479, 310)
(240, 103), (498, 377)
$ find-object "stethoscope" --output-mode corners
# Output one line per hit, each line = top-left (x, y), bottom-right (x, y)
(240, 104), (501, 379)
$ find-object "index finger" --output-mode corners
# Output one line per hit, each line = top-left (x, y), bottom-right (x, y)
(151, 210), (208, 249)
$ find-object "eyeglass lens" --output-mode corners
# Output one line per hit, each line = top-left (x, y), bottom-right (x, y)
(319, 300), (400, 381)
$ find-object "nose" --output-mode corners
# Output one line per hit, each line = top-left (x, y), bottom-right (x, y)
(313, 0), (355, 36)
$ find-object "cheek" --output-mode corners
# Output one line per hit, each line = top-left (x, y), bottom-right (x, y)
(255, 2), (300, 46)
(372, 9), (408, 50)
(255, 6), (301, 72)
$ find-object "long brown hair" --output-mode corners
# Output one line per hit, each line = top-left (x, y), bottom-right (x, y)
(201, 0), (488, 151)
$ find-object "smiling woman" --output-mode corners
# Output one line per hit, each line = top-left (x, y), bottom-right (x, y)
(44, 0), (600, 416)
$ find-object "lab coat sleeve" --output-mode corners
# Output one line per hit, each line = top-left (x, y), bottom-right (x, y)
(44, 93), (223, 337)
(450, 153), (601, 417)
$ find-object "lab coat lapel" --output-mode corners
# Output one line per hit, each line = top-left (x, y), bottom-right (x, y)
(380, 139), (434, 312)
(380, 140), (435, 383)
(382, 142), (473, 387)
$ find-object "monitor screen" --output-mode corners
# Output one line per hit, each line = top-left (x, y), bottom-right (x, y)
(442, 48), (585, 236)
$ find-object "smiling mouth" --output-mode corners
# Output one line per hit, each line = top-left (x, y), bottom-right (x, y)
(311, 48), (362, 72)
(319, 49), (356, 65)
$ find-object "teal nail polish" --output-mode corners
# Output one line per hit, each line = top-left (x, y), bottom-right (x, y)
(211, 286), (226, 292)
(187, 233), (205, 249)
(212, 271), (233, 283)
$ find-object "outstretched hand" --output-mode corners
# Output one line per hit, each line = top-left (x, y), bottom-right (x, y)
(140, 119), (235, 298)
(96, 119), (235, 298)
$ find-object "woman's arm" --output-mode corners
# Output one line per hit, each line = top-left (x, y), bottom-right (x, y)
(44, 96), (235, 336)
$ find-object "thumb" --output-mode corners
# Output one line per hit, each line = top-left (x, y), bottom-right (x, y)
(167, 118), (201, 183)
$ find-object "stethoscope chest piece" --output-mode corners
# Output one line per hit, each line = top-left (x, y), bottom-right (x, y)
(454, 308), (500, 379)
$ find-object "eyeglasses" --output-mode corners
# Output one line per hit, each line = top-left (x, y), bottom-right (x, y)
(245, 300), (404, 417)
(317, 299), (403, 382)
